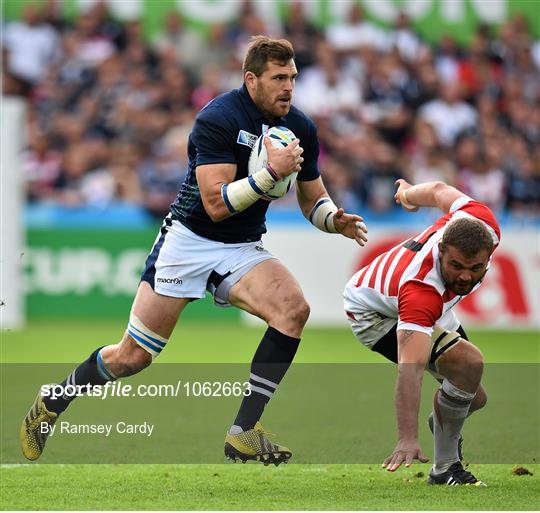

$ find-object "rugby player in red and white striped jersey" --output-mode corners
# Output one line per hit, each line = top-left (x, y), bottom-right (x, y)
(343, 179), (500, 486)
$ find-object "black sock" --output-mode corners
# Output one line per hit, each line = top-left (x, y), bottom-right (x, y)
(43, 346), (114, 415)
(233, 327), (300, 431)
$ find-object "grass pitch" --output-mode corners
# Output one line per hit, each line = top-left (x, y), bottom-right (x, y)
(1, 320), (539, 510)
(1, 463), (538, 510)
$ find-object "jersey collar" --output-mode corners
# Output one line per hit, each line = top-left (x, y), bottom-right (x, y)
(239, 84), (286, 126)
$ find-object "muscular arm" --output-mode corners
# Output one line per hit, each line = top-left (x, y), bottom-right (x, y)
(196, 163), (237, 222)
(297, 178), (368, 245)
(395, 180), (466, 214)
(296, 176), (328, 216)
(383, 328), (431, 471)
(395, 329), (431, 441)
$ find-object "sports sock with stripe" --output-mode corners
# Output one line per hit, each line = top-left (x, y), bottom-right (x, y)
(432, 379), (475, 474)
(232, 326), (300, 431)
(43, 346), (116, 414)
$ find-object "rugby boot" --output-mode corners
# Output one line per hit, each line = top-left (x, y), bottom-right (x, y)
(225, 422), (292, 466)
(20, 386), (58, 460)
(428, 462), (486, 486)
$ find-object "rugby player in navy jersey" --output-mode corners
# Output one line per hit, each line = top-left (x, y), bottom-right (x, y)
(21, 36), (367, 465)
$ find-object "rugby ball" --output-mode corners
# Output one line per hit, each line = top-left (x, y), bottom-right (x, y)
(248, 126), (298, 201)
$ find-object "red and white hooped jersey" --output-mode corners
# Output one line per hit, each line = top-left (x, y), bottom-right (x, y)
(343, 196), (500, 337)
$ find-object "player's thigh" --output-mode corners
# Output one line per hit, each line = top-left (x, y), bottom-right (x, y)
(131, 281), (191, 339)
(228, 259), (308, 322)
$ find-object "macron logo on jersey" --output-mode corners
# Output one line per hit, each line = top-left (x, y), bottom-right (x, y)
(237, 130), (258, 149)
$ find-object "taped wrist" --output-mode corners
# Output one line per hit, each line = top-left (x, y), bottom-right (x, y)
(400, 189), (416, 210)
(309, 197), (339, 233)
(221, 167), (277, 214)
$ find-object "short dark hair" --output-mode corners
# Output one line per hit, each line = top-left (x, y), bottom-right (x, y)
(441, 218), (494, 257)
(242, 35), (295, 77)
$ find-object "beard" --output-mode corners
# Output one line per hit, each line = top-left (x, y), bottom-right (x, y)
(441, 266), (486, 296)
(253, 84), (291, 120)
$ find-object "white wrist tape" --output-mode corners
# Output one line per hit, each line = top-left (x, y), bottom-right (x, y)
(309, 197), (339, 233)
(221, 167), (276, 214)
(400, 189), (417, 211)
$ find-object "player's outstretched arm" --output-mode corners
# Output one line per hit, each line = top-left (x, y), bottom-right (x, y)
(296, 178), (368, 246)
(394, 179), (467, 214)
(382, 329), (430, 472)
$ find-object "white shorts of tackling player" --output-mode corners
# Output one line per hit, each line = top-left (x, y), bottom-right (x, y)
(344, 307), (462, 378)
(143, 218), (275, 307)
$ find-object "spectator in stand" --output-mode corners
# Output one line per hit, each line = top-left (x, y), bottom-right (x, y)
(227, 0), (275, 62)
(457, 139), (506, 212)
(403, 53), (440, 111)
(506, 151), (540, 214)
(88, 56), (127, 137)
(137, 126), (189, 218)
(72, 11), (116, 68)
(3, 4), (60, 96)
(433, 34), (462, 84)
(23, 129), (62, 202)
(320, 156), (361, 212)
(152, 11), (207, 78)
(326, 2), (388, 53)
(357, 141), (402, 212)
(53, 143), (115, 208)
(420, 81), (476, 147)
(191, 64), (225, 111)
(283, 2), (320, 71)
(362, 51), (411, 146)
(293, 40), (362, 118)
(106, 141), (143, 204)
(5, 3), (538, 217)
(389, 11), (423, 63)
(405, 120), (457, 186)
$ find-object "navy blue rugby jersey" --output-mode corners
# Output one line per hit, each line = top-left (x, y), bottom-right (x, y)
(170, 84), (320, 243)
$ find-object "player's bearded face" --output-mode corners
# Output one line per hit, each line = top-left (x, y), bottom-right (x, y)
(250, 60), (297, 120)
(439, 245), (490, 295)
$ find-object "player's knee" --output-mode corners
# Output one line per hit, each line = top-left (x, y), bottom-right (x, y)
(123, 337), (153, 375)
(473, 387), (488, 410)
(464, 344), (484, 378)
(442, 340), (483, 380)
(281, 295), (310, 328)
(109, 334), (153, 377)
(293, 298), (310, 327)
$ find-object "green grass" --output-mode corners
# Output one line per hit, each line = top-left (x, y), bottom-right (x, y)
(1, 321), (539, 510)
(1, 463), (538, 510)
(1, 319), (538, 363)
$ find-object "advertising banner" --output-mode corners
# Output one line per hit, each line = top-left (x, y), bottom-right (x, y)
(24, 225), (539, 329)
(24, 228), (238, 321)
(262, 226), (540, 329)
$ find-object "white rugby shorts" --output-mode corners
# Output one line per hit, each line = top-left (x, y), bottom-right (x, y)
(343, 283), (460, 350)
(141, 216), (275, 307)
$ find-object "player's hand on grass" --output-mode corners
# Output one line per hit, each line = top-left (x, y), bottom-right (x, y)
(333, 209), (368, 246)
(265, 137), (304, 178)
(394, 179), (419, 212)
(382, 439), (429, 472)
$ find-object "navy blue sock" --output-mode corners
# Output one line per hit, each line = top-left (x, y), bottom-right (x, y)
(43, 346), (113, 414)
(233, 327), (300, 430)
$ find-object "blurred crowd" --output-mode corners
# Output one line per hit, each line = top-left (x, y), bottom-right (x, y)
(3, 1), (540, 217)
